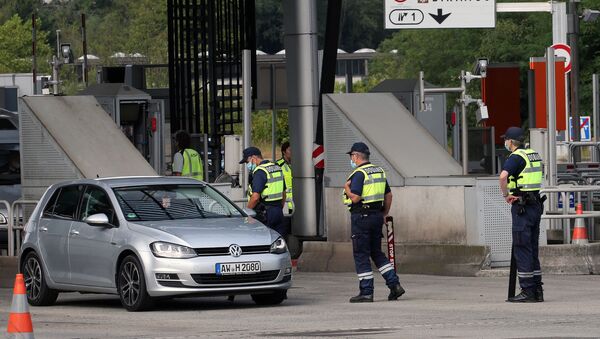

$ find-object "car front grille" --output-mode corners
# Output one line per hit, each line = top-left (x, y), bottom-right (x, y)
(191, 270), (280, 284)
(194, 245), (271, 256)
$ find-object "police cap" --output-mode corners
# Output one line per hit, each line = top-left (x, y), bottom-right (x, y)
(239, 146), (262, 164)
(501, 127), (525, 142)
(346, 142), (370, 155)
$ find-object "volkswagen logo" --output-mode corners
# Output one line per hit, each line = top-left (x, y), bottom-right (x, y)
(228, 244), (242, 257)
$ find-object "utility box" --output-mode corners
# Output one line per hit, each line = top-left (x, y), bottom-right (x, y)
(370, 79), (447, 149)
(78, 83), (167, 174)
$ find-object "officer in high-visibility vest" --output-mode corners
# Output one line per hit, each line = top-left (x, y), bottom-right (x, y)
(343, 142), (404, 303)
(499, 127), (545, 302)
(276, 141), (293, 214)
(172, 130), (204, 181)
(240, 147), (287, 237)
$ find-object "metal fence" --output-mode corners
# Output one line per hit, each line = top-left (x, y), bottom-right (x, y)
(542, 185), (600, 244)
(0, 199), (38, 257)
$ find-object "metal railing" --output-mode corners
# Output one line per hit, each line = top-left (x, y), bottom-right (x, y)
(0, 199), (12, 256)
(542, 185), (600, 244)
(8, 200), (38, 257)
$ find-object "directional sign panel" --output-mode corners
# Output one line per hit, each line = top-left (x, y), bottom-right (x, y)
(385, 0), (496, 29)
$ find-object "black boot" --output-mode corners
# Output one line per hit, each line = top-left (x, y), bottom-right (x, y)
(388, 284), (405, 301)
(535, 285), (544, 302)
(349, 294), (373, 303)
(507, 289), (536, 303)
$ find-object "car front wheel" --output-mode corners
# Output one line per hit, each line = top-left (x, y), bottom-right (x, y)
(251, 290), (287, 305)
(117, 255), (153, 311)
(21, 252), (59, 306)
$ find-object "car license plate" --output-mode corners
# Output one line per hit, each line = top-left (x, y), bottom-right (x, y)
(216, 262), (261, 275)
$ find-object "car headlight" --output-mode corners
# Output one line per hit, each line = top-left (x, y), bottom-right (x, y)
(0, 212), (6, 225)
(150, 242), (197, 259)
(270, 237), (288, 254)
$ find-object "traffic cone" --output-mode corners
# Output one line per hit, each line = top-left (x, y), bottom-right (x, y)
(572, 203), (589, 245)
(6, 274), (34, 338)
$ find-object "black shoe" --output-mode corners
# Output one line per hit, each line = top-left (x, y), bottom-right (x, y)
(507, 290), (536, 303)
(388, 284), (405, 301)
(535, 286), (544, 302)
(349, 294), (373, 303)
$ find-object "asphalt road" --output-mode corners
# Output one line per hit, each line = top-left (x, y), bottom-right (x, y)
(1, 272), (600, 338)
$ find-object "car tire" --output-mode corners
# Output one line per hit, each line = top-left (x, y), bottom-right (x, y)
(251, 290), (287, 305)
(117, 255), (153, 312)
(21, 251), (59, 306)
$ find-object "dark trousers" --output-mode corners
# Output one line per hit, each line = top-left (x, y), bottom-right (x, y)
(258, 205), (286, 238)
(511, 200), (543, 291)
(351, 212), (400, 295)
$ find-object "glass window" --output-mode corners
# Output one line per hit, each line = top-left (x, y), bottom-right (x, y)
(42, 188), (61, 217)
(52, 185), (83, 220)
(80, 186), (118, 226)
(114, 184), (242, 222)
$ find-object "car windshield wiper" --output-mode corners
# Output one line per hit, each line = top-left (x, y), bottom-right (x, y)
(141, 190), (175, 220)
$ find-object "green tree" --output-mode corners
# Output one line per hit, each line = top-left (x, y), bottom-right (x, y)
(0, 15), (52, 73)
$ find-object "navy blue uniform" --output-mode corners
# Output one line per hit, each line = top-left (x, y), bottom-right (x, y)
(503, 151), (543, 292)
(251, 160), (287, 237)
(348, 163), (399, 296)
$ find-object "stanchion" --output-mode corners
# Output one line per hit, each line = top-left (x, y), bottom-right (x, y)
(385, 216), (396, 270)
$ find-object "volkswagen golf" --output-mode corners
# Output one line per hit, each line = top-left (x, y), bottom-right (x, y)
(19, 177), (292, 311)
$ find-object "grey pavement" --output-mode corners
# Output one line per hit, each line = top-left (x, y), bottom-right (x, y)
(1, 272), (600, 338)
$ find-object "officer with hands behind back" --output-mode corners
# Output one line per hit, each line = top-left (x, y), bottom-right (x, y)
(343, 142), (404, 303)
(499, 127), (545, 303)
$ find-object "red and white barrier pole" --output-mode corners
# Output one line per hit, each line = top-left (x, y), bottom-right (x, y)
(385, 216), (396, 270)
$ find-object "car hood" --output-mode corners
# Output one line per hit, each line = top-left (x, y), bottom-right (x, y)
(128, 217), (277, 248)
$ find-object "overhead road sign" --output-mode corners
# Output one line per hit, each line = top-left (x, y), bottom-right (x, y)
(384, 0), (496, 29)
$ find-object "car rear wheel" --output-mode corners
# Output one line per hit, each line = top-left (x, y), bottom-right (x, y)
(117, 255), (153, 312)
(251, 290), (287, 305)
(22, 252), (59, 306)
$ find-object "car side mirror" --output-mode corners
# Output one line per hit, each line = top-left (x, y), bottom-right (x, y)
(84, 213), (111, 227)
(243, 208), (256, 218)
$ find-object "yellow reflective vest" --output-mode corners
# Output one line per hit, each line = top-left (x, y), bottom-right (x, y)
(276, 158), (293, 210)
(250, 161), (285, 202)
(507, 148), (543, 194)
(342, 163), (387, 210)
(181, 149), (204, 181)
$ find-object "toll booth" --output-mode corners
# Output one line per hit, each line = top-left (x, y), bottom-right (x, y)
(78, 83), (167, 174)
(370, 79), (447, 149)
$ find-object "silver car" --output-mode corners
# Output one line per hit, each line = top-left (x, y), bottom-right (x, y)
(19, 177), (292, 311)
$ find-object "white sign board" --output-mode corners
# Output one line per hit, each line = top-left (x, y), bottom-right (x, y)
(384, 0), (496, 29)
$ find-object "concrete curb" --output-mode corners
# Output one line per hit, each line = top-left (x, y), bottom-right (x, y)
(540, 243), (600, 274)
(298, 242), (491, 277)
(0, 256), (18, 288)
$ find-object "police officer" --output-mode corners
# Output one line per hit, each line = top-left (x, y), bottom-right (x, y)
(499, 127), (544, 302)
(240, 147), (287, 237)
(172, 130), (204, 181)
(343, 142), (404, 303)
(276, 141), (294, 214)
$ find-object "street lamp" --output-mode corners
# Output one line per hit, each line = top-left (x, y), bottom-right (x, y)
(582, 8), (600, 22)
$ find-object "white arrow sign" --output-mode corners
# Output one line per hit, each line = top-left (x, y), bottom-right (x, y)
(385, 0), (496, 29)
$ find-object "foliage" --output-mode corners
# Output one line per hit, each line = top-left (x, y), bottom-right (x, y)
(0, 15), (52, 73)
(256, 0), (387, 53)
(3, 0), (600, 133)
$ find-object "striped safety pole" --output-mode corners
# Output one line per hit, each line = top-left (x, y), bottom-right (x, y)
(385, 216), (396, 270)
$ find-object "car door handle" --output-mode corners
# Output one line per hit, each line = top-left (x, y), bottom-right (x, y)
(70, 230), (80, 236)
(40, 227), (48, 232)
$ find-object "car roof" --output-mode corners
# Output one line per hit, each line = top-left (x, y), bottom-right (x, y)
(95, 176), (206, 188)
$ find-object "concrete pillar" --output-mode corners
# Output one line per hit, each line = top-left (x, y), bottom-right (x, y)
(282, 0), (319, 236)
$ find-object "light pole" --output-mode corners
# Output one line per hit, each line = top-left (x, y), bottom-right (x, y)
(567, 0), (581, 151)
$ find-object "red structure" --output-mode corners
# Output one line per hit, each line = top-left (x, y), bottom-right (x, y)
(482, 64), (522, 145)
(529, 58), (567, 131)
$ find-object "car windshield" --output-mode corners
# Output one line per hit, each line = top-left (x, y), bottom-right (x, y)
(113, 184), (243, 221)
